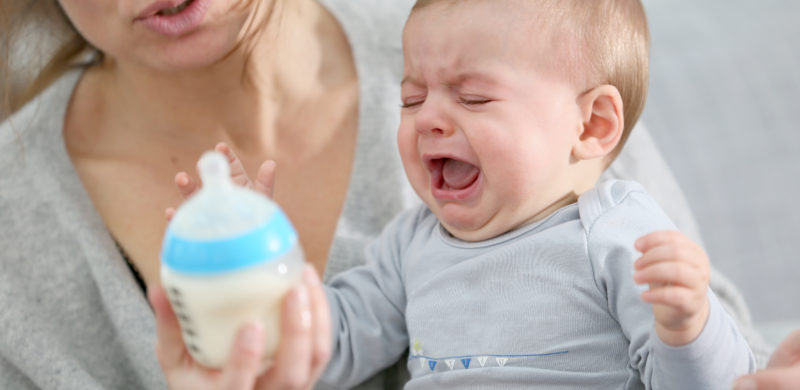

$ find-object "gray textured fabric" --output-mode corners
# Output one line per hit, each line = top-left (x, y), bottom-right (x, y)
(0, 71), (162, 389)
(320, 180), (754, 389)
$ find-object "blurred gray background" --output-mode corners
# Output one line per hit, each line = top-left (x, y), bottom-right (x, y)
(642, 0), (800, 340)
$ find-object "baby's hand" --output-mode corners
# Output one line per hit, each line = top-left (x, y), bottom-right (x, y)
(633, 231), (711, 346)
(165, 142), (276, 220)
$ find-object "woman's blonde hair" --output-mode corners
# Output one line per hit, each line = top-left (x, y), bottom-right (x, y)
(1, 1), (91, 119)
(0, 0), (279, 121)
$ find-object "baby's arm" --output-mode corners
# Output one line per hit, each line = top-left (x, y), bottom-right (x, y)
(584, 183), (755, 389)
(317, 208), (424, 388)
(633, 230), (710, 346)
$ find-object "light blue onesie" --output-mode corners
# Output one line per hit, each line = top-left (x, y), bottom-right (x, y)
(320, 180), (755, 389)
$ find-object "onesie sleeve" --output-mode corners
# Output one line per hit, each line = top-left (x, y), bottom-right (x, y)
(581, 180), (755, 390)
(317, 208), (423, 388)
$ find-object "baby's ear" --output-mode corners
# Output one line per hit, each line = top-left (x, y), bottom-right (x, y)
(572, 85), (624, 161)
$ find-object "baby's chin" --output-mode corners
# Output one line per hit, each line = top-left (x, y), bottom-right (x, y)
(436, 212), (510, 243)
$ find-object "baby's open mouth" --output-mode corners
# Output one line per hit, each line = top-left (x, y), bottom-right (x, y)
(429, 158), (480, 191)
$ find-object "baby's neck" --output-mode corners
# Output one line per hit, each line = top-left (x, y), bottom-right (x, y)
(510, 191), (580, 232)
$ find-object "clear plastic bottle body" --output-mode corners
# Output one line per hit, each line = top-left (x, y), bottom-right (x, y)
(160, 151), (304, 369)
(161, 245), (304, 368)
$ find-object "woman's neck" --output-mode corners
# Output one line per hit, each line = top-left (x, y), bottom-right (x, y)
(91, 0), (343, 156)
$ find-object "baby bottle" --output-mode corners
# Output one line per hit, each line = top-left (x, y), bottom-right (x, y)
(160, 151), (304, 369)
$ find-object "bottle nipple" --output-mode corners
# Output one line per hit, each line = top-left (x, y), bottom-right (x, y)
(198, 151), (232, 191)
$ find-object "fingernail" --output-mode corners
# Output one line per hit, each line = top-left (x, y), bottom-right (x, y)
(733, 378), (757, 390)
(303, 265), (320, 286)
(300, 310), (312, 330)
(241, 322), (264, 353)
(294, 285), (311, 330)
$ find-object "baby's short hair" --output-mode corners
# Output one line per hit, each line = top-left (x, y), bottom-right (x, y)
(411, 0), (650, 158)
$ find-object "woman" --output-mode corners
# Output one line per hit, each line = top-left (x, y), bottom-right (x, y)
(736, 330), (800, 390)
(0, 0), (770, 389)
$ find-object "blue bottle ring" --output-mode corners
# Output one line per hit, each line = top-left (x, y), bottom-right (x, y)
(161, 209), (298, 275)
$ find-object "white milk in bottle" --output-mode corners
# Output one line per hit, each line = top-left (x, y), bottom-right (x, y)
(160, 151), (304, 369)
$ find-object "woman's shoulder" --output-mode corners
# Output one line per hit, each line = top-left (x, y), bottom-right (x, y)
(0, 68), (82, 151)
(0, 68), (83, 220)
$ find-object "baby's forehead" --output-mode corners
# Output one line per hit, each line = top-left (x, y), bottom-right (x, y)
(409, 0), (564, 25)
(406, 0), (574, 51)
(404, 1), (581, 75)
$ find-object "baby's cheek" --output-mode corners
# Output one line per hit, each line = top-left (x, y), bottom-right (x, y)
(396, 128), (415, 156)
(402, 160), (430, 201)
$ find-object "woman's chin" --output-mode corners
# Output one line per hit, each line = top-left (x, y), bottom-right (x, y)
(154, 44), (233, 71)
(135, 27), (244, 72)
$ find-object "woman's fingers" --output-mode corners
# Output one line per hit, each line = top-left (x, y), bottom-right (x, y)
(215, 142), (252, 188)
(253, 160), (277, 198)
(258, 282), (314, 389)
(768, 329), (800, 368)
(255, 265), (328, 390)
(148, 286), (187, 371)
(304, 266), (332, 377)
(219, 322), (266, 390)
(734, 366), (800, 390)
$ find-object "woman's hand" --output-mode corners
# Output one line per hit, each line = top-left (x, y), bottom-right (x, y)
(156, 142), (332, 389)
(150, 265), (332, 390)
(733, 329), (800, 389)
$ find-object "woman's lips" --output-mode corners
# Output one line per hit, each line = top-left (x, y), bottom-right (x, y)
(135, 0), (209, 36)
